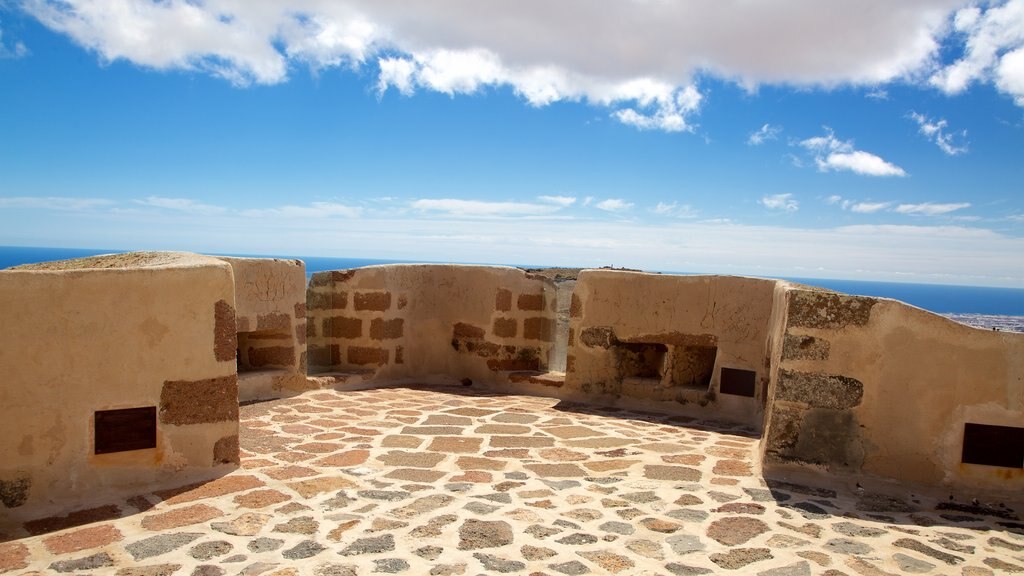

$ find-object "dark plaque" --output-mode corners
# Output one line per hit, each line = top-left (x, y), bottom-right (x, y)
(962, 423), (1024, 468)
(720, 367), (757, 397)
(95, 406), (157, 454)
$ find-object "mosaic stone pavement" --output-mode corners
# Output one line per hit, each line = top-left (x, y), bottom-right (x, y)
(2, 385), (1023, 575)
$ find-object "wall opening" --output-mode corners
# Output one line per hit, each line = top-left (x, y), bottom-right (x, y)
(237, 328), (292, 372)
(669, 345), (717, 391)
(962, 423), (1024, 468)
(720, 367), (757, 397)
(616, 342), (668, 381)
(95, 407), (157, 454)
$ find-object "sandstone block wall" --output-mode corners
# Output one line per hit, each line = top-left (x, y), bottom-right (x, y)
(305, 265), (557, 385)
(217, 257), (307, 401)
(0, 253), (239, 520)
(762, 288), (1024, 494)
(564, 270), (778, 428)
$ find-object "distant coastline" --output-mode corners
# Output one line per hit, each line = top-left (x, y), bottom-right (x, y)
(2, 246), (1023, 324)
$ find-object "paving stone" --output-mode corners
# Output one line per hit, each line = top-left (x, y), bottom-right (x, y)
(114, 564), (183, 576)
(287, 476), (356, 498)
(476, 424), (533, 435)
(664, 563), (713, 575)
(283, 540), (326, 560)
(235, 562), (279, 575)
(459, 519), (514, 549)
(393, 494), (455, 517)
(339, 534), (395, 556)
(414, 546), (444, 560)
(626, 538), (665, 559)
(465, 501), (500, 514)
(191, 566), (227, 576)
(707, 516), (769, 545)
(892, 553), (936, 573)
(125, 533), (203, 560)
(357, 490), (412, 501)
(640, 518), (683, 533)
(576, 550), (635, 573)
(473, 553), (526, 573)
(525, 524), (563, 539)
(795, 551), (831, 566)
(49, 552), (115, 573)
(380, 435), (424, 448)
(709, 548), (773, 570)
(990, 536), (1024, 552)
(833, 521), (887, 537)
(490, 436), (556, 448)
(0, 542), (30, 572)
(42, 524), (123, 555)
(893, 538), (964, 565)
(477, 492), (513, 504)
(643, 465), (701, 481)
(189, 540), (232, 560)
(273, 516), (319, 534)
(550, 560), (590, 575)
(825, 538), (875, 555)
(767, 534), (810, 548)
(247, 538), (284, 553)
(522, 545), (558, 560)
(557, 533), (599, 545)
(667, 508), (710, 522)
(666, 534), (705, 555)
(316, 449), (370, 467)
(757, 561), (811, 576)
(234, 489), (292, 509)
(141, 504), (223, 530)
(456, 456), (507, 471)
(156, 476), (265, 505)
(384, 469), (446, 482)
(983, 557), (1024, 572)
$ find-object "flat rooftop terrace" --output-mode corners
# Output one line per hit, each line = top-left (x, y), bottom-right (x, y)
(2, 385), (1023, 575)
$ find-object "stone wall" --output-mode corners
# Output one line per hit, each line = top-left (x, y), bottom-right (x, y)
(762, 288), (1024, 494)
(217, 257), (308, 401)
(305, 265), (557, 386)
(564, 270), (778, 427)
(0, 253), (239, 520)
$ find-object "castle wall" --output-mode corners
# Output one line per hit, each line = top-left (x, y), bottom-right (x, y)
(564, 270), (778, 428)
(216, 257), (308, 401)
(762, 288), (1024, 494)
(0, 254), (239, 520)
(305, 265), (557, 386)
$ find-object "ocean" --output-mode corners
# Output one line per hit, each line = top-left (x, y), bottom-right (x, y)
(2, 245), (1022, 316)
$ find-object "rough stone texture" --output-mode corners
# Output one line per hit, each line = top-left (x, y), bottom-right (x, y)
(0, 542), (29, 572)
(339, 535), (395, 556)
(141, 504), (223, 531)
(790, 408), (866, 469)
(354, 292), (391, 312)
(257, 312), (290, 331)
(781, 334), (831, 361)
(775, 369), (864, 410)
(49, 552), (115, 573)
(347, 346), (389, 366)
(248, 346), (295, 368)
(160, 375), (239, 425)
(524, 317), (554, 341)
(570, 293), (582, 318)
(325, 317), (362, 339)
(707, 516), (770, 545)
(42, 524), (122, 555)
(308, 344), (340, 367)
(370, 318), (404, 341)
(458, 519), (514, 550)
(126, 533), (203, 561)
(581, 326), (617, 348)
(0, 476), (30, 508)
(453, 323), (486, 340)
(495, 289), (512, 312)
(517, 293), (545, 311)
(473, 553), (526, 573)
(213, 299), (237, 362)
(786, 290), (876, 330)
(709, 548), (773, 570)
(893, 538), (964, 565)
(492, 317), (517, 338)
(213, 435), (240, 465)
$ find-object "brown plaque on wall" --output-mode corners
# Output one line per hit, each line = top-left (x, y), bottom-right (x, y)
(720, 367), (757, 397)
(962, 423), (1024, 468)
(95, 407), (157, 454)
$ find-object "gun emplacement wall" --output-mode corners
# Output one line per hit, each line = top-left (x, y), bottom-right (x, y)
(0, 253), (239, 520)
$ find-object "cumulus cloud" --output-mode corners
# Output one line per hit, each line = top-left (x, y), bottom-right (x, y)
(653, 201), (699, 218)
(747, 123), (781, 145)
(537, 195), (577, 207)
(25, 0), (1024, 134)
(0, 195), (112, 210)
(908, 111), (969, 155)
(760, 193), (799, 212)
(799, 129), (907, 177)
(135, 196), (227, 215)
(411, 198), (560, 217)
(595, 198), (634, 212)
(894, 202), (972, 215)
(931, 0), (1024, 105)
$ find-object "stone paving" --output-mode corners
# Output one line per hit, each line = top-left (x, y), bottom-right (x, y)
(2, 385), (1023, 575)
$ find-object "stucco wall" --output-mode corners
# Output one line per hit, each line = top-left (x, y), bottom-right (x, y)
(0, 253), (239, 519)
(306, 265), (557, 385)
(762, 288), (1024, 495)
(217, 257), (308, 401)
(564, 270), (778, 427)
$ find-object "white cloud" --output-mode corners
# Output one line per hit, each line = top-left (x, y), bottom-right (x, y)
(760, 193), (799, 212)
(241, 201), (362, 219)
(653, 202), (698, 218)
(894, 202), (972, 215)
(135, 196), (227, 215)
(747, 123), (781, 145)
(865, 88), (890, 100)
(582, 196), (594, 207)
(537, 195), (576, 207)
(595, 198), (634, 212)
(0, 25), (29, 59)
(411, 198), (559, 217)
(0, 195), (113, 210)
(909, 111), (968, 155)
(849, 201), (893, 213)
(799, 129), (906, 177)
(931, 0), (1024, 105)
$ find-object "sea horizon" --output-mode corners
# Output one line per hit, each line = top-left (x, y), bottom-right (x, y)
(2, 244), (1023, 317)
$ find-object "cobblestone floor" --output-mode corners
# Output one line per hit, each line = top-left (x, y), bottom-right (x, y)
(2, 385), (1023, 575)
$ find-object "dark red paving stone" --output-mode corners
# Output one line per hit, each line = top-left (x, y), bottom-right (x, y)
(705, 446), (747, 459)
(713, 459), (753, 476)
(262, 466), (319, 481)
(241, 458), (277, 469)
(233, 489), (292, 509)
(315, 449), (370, 467)
(279, 424), (322, 435)
(711, 477), (740, 486)
(274, 451), (317, 463)
(0, 542), (29, 573)
(41, 524), (122, 555)
(426, 437), (484, 453)
(292, 442), (342, 454)
(313, 433), (346, 441)
(23, 504), (122, 536)
(338, 427), (383, 436)
(564, 438), (638, 449)
(708, 517), (770, 545)
(140, 504), (223, 530)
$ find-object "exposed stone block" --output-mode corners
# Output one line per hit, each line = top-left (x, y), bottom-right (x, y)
(487, 348), (540, 372)
(325, 316), (362, 339)
(307, 291), (347, 311)
(331, 270), (356, 283)
(370, 318), (404, 340)
(524, 317), (554, 342)
(395, 346), (404, 365)
(570, 294), (583, 318)
(306, 322), (316, 338)
(782, 334), (831, 361)
(568, 328), (575, 346)
(495, 289), (512, 312)
(294, 303), (306, 318)
(348, 346), (389, 366)
(256, 312), (289, 331)
(453, 322), (486, 340)
(566, 355), (576, 373)
(0, 475), (30, 508)
(787, 290), (876, 330)
(214, 300), (236, 363)
(622, 332), (717, 347)
(764, 404), (804, 457)
(517, 293), (545, 311)
(214, 435), (240, 465)
(160, 375), (239, 426)
(308, 273), (332, 288)
(355, 291), (392, 311)
(493, 317), (517, 338)
(398, 295), (408, 310)
(308, 345), (340, 367)
(296, 323), (307, 345)
(581, 326), (617, 348)
(792, 409), (865, 469)
(248, 346), (296, 368)
(776, 369), (864, 410)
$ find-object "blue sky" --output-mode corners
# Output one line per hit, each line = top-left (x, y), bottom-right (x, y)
(1, 1), (1023, 287)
